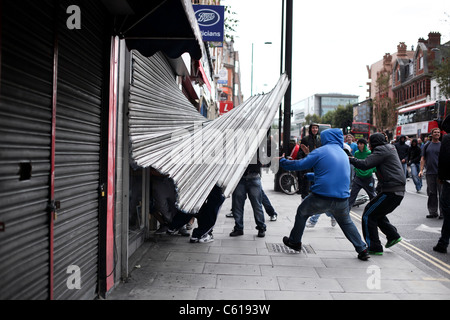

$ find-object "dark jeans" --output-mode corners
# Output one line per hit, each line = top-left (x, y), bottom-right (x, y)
(289, 193), (367, 254)
(170, 185), (225, 238)
(426, 174), (443, 216)
(348, 175), (376, 208)
(437, 182), (450, 248)
(362, 192), (403, 252)
(232, 175), (266, 231)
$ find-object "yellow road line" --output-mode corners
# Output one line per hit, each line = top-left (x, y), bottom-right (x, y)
(349, 210), (450, 276)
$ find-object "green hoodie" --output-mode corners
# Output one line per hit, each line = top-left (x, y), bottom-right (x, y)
(354, 145), (376, 178)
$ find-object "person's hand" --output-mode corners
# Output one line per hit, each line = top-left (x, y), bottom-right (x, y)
(418, 170), (423, 178)
(274, 153), (285, 162)
(300, 144), (309, 155)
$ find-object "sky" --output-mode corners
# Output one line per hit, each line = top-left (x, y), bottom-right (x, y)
(220, 0), (449, 105)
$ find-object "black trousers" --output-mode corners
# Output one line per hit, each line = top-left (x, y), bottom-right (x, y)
(361, 192), (403, 252)
(170, 185), (225, 239)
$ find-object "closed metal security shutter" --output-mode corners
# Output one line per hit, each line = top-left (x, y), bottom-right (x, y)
(52, 0), (108, 300)
(0, 0), (55, 299)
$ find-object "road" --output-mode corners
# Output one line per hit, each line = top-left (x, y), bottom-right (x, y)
(349, 177), (450, 281)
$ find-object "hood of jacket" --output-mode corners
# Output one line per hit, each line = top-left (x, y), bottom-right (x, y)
(320, 128), (344, 148)
(369, 132), (387, 149)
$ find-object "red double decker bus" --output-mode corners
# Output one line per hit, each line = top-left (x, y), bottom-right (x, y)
(395, 99), (449, 139)
(351, 122), (377, 140)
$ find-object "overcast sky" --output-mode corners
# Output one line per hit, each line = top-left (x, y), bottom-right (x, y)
(220, 0), (449, 104)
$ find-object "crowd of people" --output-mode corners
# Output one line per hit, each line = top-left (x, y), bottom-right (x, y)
(147, 116), (450, 261)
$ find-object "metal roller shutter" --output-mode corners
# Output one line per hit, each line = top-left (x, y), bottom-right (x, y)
(128, 51), (206, 167)
(0, 0), (55, 300)
(52, 0), (109, 300)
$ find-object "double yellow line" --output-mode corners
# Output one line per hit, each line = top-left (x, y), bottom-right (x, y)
(349, 210), (450, 276)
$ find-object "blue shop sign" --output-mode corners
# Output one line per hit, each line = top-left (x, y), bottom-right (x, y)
(193, 5), (225, 42)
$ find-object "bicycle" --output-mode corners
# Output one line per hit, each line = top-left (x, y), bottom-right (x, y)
(279, 171), (299, 195)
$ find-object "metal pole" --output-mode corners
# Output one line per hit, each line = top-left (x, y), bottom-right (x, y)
(283, 0), (293, 155)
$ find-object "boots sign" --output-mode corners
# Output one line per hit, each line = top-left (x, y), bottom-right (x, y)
(193, 5), (225, 42)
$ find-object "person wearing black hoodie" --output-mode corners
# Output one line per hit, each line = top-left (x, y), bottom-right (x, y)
(395, 135), (409, 179)
(408, 138), (423, 192)
(433, 115), (450, 253)
(297, 123), (321, 199)
(350, 133), (406, 255)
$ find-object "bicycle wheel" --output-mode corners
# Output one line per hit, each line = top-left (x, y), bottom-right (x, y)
(279, 172), (299, 195)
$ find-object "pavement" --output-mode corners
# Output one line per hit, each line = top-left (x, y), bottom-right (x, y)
(108, 171), (450, 301)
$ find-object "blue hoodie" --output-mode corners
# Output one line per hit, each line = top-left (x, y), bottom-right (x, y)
(280, 128), (350, 199)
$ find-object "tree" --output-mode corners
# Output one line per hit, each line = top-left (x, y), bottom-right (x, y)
(333, 104), (353, 130)
(434, 47), (450, 99)
(373, 72), (395, 131)
(304, 114), (321, 125)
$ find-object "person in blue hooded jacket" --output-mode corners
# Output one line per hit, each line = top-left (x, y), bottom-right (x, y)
(279, 128), (369, 261)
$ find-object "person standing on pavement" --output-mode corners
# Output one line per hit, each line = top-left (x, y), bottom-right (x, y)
(408, 138), (423, 192)
(348, 138), (376, 208)
(297, 123), (321, 199)
(419, 128), (443, 219)
(279, 128), (370, 261)
(395, 135), (409, 179)
(350, 133), (405, 255)
(433, 116), (450, 253)
(230, 151), (267, 238)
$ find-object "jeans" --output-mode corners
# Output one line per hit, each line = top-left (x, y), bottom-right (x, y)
(437, 182), (450, 248)
(308, 212), (333, 224)
(262, 189), (277, 217)
(410, 163), (422, 191)
(288, 193), (367, 253)
(426, 174), (442, 216)
(232, 175), (266, 231)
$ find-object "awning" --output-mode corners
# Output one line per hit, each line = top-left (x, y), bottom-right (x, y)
(128, 65), (290, 213)
(104, 0), (203, 60)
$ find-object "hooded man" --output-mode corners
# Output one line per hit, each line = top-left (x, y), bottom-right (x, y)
(348, 138), (376, 208)
(297, 123), (321, 199)
(395, 135), (409, 178)
(279, 128), (369, 261)
(350, 133), (405, 255)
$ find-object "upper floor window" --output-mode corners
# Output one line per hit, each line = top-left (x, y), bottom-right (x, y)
(418, 56), (424, 70)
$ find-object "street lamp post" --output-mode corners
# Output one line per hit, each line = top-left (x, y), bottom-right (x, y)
(251, 42), (272, 96)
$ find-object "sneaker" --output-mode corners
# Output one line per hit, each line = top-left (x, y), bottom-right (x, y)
(385, 237), (402, 248)
(167, 226), (190, 237)
(426, 214), (438, 218)
(358, 249), (370, 261)
(306, 221), (316, 228)
(270, 214), (278, 221)
(433, 243), (448, 254)
(155, 224), (169, 234)
(190, 232), (214, 243)
(229, 229), (244, 237)
(282, 236), (302, 251)
(330, 218), (336, 227)
(257, 229), (265, 238)
(368, 251), (383, 255)
(226, 212), (234, 218)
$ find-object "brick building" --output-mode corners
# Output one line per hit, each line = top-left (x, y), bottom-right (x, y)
(392, 32), (442, 109)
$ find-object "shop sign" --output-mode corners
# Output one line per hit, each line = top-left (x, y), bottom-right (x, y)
(219, 101), (233, 115)
(193, 5), (225, 42)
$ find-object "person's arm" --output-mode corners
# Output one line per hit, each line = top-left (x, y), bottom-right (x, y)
(418, 156), (426, 178)
(350, 149), (383, 170)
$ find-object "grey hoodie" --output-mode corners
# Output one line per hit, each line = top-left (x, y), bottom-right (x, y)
(350, 133), (406, 193)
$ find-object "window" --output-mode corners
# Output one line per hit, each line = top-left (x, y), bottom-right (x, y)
(419, 56), (424, 70)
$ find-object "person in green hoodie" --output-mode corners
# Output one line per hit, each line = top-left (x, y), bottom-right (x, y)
(348, 138), (377, 208)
